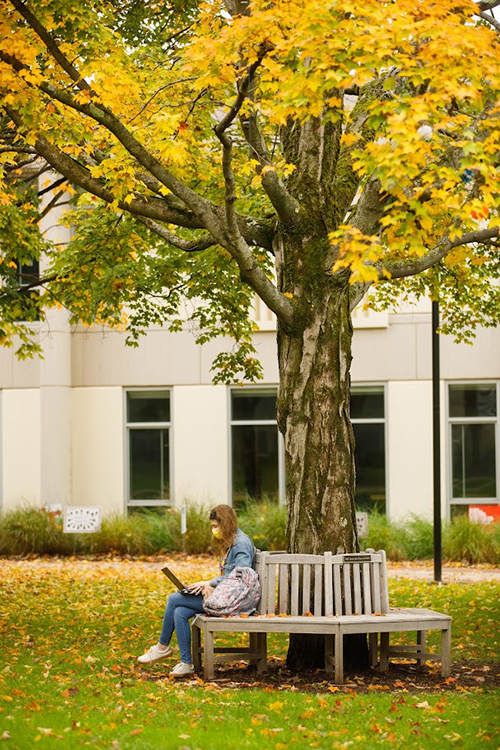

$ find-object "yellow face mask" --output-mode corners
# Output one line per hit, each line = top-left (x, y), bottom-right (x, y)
(211, 526), (223, 539)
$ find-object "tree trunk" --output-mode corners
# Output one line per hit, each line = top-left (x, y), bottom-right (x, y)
(277, 273), (358, 557)
(275, 233), (368, 671)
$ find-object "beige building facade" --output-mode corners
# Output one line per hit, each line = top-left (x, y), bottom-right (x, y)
(1, 298), (499, 522)
(1, 187), (499, 522)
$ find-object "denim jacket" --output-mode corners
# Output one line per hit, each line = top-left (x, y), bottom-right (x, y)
(210, 529), (255, 587)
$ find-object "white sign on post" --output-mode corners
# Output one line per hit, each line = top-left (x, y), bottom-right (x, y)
(355, 512), (369, 537)
(63, 507), (101, 533)
(181, 506), (187, 535)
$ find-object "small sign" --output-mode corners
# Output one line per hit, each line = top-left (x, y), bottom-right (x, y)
(344, 554), (372, 563)
(181, 506), (187, 535)
(356, 512), (369, 537)
(63, 507), (101, 533)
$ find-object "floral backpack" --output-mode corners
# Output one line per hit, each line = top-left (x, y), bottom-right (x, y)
(203, 567), (261, 617)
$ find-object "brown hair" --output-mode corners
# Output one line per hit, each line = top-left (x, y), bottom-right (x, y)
(209, 504), (238, 550)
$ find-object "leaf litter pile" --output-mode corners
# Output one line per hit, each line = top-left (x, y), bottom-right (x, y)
(0, 556), (499, 749)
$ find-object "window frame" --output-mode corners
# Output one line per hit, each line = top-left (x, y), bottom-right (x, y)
(350, 383), (388, 515)
(228, 386), (285, 506)
(447, 380), (499, 508)
(124, 387), (173, 511)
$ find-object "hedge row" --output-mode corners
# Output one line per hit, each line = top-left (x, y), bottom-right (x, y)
(0, 504), (498, 564)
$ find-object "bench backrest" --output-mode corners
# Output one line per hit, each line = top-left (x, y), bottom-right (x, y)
(254, 549), (389, 617)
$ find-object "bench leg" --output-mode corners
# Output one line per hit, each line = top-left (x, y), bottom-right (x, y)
(380, 632), (389, 672)
(257, 633), (267, 673)
(416, 630), (427, 667)
(441, 625), (451, 678)
(192, 623), (202, 671)
(250, 632), (267, 673)
(325, 634), (334, 674)
(204, 629), (215, 680)
(334, 633), (344, 684)
(368, 633), (378, 667)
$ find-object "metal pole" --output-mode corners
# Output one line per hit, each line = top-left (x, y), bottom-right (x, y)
(432, 300), (442, 583)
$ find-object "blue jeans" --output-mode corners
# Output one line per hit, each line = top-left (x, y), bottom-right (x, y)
(159, 592), (205, 664)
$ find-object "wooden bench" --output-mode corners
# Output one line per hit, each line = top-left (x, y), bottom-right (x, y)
(192, 550), (451, 683)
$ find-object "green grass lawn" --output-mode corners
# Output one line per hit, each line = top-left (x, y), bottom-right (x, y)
(0, 560), (498, 749)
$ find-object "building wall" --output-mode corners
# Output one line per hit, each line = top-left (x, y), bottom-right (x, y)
(71, 388), (124, 513)
(0, 309), (498, 519)
(1, 389), (41, 511)
(172, 385), (230, 505)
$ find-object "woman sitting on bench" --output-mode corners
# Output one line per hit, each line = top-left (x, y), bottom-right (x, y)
(138, 504), (255, 677)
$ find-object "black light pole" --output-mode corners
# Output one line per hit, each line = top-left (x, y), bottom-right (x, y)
(432, 300), (442, 584)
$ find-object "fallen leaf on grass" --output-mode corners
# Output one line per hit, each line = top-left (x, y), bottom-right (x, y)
(1, 732), (10, 740)
(416, 701), (431, 709)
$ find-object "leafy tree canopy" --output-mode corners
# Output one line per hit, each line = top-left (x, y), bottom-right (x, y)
(0, 0), (499, 368)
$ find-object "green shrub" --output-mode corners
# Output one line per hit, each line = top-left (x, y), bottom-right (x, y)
(0, 506), (74, 555)
(358, 512), (406, 561)
(443, 515), (499, 564)
(397, 515), (435, 560)
(238, 502), (287, 551)
(181, 503), (213, 554)
(0, 503), (498, 562)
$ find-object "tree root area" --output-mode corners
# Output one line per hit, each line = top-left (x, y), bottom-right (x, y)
(144, 660), (500, 692)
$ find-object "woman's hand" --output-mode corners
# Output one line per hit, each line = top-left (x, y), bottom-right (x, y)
(185, 580), (212, 595)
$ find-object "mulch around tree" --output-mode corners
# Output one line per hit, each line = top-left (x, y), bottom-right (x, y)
(140, 658), (500, 693)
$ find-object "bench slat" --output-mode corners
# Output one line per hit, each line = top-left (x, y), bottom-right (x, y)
(257, 552), (268, 615)
(267, 562), (277, 614)
(371, 562), (381, 613)
(324, 552), (333, 616)
(291, 563), (300, 616)
(353, 563), (362, 614)
(333, 562), (342, 616)
(302, 564), (311, 615)
(314, 564), (323, 616)
(278, 564), (289, 614)
(343, 563), (352, 615)
(379, 549), (390, 613)
(362, 562), (372, 614)
(263, 553), (325, 564)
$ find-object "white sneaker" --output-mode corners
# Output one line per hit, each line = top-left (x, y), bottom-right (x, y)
(170, 662), (195, 677)
(137, 644), (172, 664)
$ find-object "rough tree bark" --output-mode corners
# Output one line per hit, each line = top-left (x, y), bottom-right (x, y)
(274, 226), (368, 671)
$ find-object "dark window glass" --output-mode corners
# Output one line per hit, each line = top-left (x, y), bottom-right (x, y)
(449, 384), (497, 418)
(232, 424), (279, 506)
(15, 259), (40, 322)
(232, 392), (276, 421)
(353, 423), (386, 513)
(351, 390), (384, 420)
(18, 259), (40, 285)
(129, 429), (169, 500)
(127, 392), (170, 423)
(452, 423), (496, 498)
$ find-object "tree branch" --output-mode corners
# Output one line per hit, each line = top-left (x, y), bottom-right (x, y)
(38, 189), (66, 221)
(215, 102), (294, 326)
(479, 10), (500, 31)
(133, 215), (217, 252)
(379, 228), (500, 280)
(239, 111), (302, 225)
(477, 0), (500, 10)
(0, 145), (37, 155)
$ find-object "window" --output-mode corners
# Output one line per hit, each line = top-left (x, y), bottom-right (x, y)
(449, 383), (498, 509)
(126, 390), (171, 508)
(16, 259), (40, 322)
(351, 386), (386, 514)
(231, 390), (284, 507)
